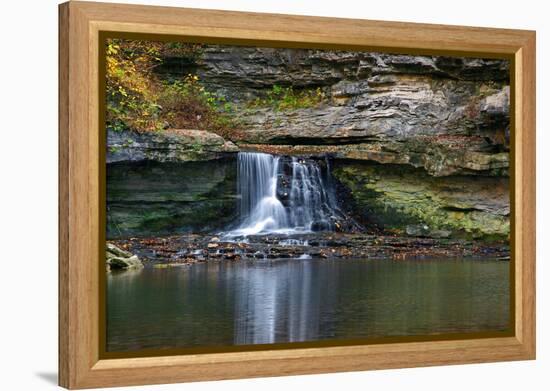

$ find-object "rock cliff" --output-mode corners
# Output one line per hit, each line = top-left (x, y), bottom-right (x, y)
(332, 162), (509, 240)
(107, 160), (237, 238)
(107, 128), (238, 164)
(107, 45), (510, 240)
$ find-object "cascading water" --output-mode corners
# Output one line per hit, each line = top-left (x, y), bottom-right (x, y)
(227, 152), (343, 236)
(233, 152), (289, 235)
(287, 155), (337, 232)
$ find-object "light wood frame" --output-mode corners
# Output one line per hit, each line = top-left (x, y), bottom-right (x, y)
(59, 1), (536, 389)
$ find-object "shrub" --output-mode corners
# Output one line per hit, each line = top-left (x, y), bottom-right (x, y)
(157, 74), (238, 133)
(248, 84), (326, 111)
(106, 40), (164, 131)
(106, 39), (238, 135)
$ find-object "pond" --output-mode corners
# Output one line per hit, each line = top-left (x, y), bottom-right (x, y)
(106, 257), (510, 352)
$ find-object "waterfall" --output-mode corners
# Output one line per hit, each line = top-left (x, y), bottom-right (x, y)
(234, 152), (289, 235)
(287, 156), (336, 231)
(227, 152), (342, 236)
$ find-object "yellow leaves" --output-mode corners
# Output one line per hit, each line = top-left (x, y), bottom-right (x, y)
(106, 43), (119, 55)
(105, 39), (226, 133)
(106, 39), (164, 132)
(106, 57), (120, 77)
(118, 86), (128, 97)
(184, 74), (200, 84)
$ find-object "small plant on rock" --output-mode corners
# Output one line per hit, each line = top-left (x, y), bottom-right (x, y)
(248, 84), (326, 111)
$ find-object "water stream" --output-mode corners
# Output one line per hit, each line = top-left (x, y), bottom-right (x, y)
(227, 152), (343, 236)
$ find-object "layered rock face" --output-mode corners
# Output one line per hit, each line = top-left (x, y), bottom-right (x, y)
(153, 46), (510, 175)
(107, 160), (237, 238)
(197, 47), (509, 177)
(107, 45), (510, 240)
(107, 128), (238, 164)
(332, 162), (509, 240)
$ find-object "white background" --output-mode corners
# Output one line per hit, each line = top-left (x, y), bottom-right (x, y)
(1, 0), (547, 389)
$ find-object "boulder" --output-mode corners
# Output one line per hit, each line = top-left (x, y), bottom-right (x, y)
(480, 86), (510, 117)
(406, 224), (431, 237)
(106, 243), (143, 271)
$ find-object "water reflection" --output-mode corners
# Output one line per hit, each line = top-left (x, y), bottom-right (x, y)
(107, 258), (510, 352)
(234, 259), (331, 344)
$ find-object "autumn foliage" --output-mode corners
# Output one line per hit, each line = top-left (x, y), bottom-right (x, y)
(105, 39), (238, 134)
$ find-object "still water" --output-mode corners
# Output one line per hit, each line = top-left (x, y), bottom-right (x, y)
(107, 257), (510, 352)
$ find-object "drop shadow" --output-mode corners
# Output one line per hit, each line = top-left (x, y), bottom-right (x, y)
(35, 372), (58, 385)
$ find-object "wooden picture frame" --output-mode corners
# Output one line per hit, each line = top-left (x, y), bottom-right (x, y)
(59, 1), (536, 389)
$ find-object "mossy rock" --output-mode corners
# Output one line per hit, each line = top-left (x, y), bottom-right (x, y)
(107, 159), (238, 238)
(332, 161), (509, 241)
(106, 243), (143, 271)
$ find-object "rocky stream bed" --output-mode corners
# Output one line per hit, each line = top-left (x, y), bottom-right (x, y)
(107, 233), (509, 271)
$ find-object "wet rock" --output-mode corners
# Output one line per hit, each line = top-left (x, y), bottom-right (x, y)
(107, 243), (133, 258)
(106, 243), (143, 271)
(310, 221), (332, 232)
(430, 229), (452, 239)
(406, 224), (431, 237)
(332, 161), (509, 240)
(107, 160), (238, 238)
(111, 232), (509, 265)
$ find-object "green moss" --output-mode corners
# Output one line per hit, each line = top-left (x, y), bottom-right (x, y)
(333, 162), (509, 241)
(106, 160), (238, 238)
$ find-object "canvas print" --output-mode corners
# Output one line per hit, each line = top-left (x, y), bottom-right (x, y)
(104, 39), (511, 353)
